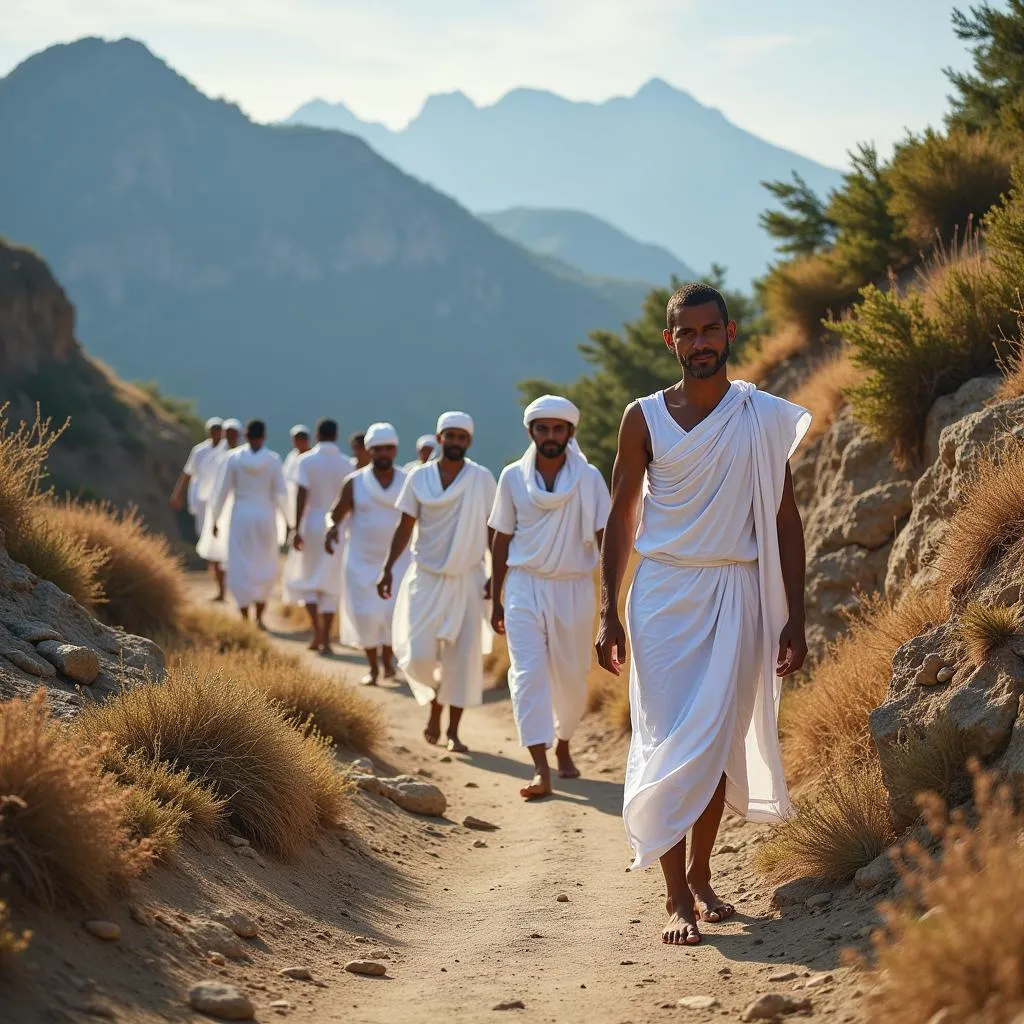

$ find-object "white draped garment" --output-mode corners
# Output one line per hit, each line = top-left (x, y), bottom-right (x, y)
(208, 445), (289, 608)
(341, 466), (411, 648)
(489, 444), (610, 747)
(623, 381), (810, 870)
(393, 460), (497, 708)
(196, 441), (235, 563)
(183, 437), (217, 536)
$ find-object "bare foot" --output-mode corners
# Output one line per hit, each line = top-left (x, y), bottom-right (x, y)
(358, 672), (378, 686)
(424, 706), (443, 746)
(520, 772), (552, 800)
(211, 594), (226, 603)
(318, 644), (334, 658)
(555, 742), (580, 779)
(689, 878), (735, 923)
(663, 897), (701, 945)
(446, 736), (469, 754)
(307, 638), (321, 651)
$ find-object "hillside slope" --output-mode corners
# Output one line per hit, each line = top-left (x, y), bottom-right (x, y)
(288, 80), (843, 284)
(0, 38), (639, 468)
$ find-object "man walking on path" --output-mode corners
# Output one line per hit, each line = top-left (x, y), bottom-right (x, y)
(379, 412), (496, 752)
(403, 433), (438, 471)
(196, 417), (242, 601)
(280, 424), (312, 607)
(490, 395), (610, 800)
(209, 419), (289, 627)
(595, 282), (810, 947)
(290, 419), (352, 653)
(326, 422), (410, 683)
(170, 416), (222, 537)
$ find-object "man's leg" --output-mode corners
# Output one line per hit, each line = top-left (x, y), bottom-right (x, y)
(255, 601), (267, 629)
(522, 743), (552, 800)
(304, 601), (320, 650)
(446, 705), (467, 753)
(360, 647), (380, 685)
(381, 645), (397, 679)
(212, 563), (226, 602)
(424, 699), (443, 746)
(239, 605), (249, 621)
(659, 838), (701, 945)
(687, 773), (734, 922)
(549, 576), (591, 780)
(320, 612), (335, 655)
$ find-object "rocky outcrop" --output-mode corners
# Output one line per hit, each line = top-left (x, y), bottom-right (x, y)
(0, 534), (164, 715)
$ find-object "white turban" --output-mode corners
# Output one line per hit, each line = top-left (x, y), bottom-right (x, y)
(289, 423), (310, 438)
(523, 394), (580, 428)
(436, 411), (474, 436)
(222, 418), (242, 432)
(416, 434), (438, 451)
(364, 421), (399, 449)
(204, 416), (223, 431)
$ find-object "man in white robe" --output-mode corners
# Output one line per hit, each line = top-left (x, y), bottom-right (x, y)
(379, 411), (497, 752)
(490, 395), (610, 800)
(170, 416), (223, 535)
(403, 433), (438, 472)
(196, 417), (242, 600)
(349, 431), (371, 470)
(326, 422), (410, 683)
(596, 282), (810, 946)
(279, 424), (312, 606)
(208, 419), (289, 627)
(290, 419), (352, 653)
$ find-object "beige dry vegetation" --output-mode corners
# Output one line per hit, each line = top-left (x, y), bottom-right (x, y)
(0, 899), (31, 970)
(995, 332), (1024, 402)
(0, 692), (149, 907)
(868, 770), (1024, 1023)
(730, 323), (811, 387)
(163, 604), (271, 656)
(787, 346), (864, 442)
(960, 601), (1023, 664)
(760, 252), (861, 344)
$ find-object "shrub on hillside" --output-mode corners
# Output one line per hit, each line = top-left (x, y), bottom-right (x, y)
(162, 605), (272, 656)
(887, 128), (1013, 250)
(77, 668), (347, 858)
(761, 252), (860, 343)
(0, 899), (31, 971)
(53, 500), (186, 639)
(0, 692), (148, 907)
(787, 346), (863, 442)
(729, 325), (808, 388)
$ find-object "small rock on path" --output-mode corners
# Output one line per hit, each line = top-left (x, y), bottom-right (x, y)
(741, 993), (812, 1021)
(187, 981), (255, 1021)
(83, 920), (121, 941)
(677, 995), (719, 1009)
(279, 966), (313, 980)
(345, 960), (387, 977)
(463, 815), (499, 831)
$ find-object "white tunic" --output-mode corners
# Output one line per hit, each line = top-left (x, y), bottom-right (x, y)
(341, 466), (410, 648)
(624, 381), (810, 869)
(393, 460), (497, 708)
(489, 445), (610, 747)
(208, 446), (289, 608)
(183, 438), (216, 525)
(196, 441), (236, 563)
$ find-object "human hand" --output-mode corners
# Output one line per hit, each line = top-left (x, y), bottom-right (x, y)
(595, 613), (627, 675)
(491, 602), (505, 636)
(776, 617), (807, 677)
(293, 533), (304, 552)
(324, 525), (338, 554)
(377, 567), (394, 600)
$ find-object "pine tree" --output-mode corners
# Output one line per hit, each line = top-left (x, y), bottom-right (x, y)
(759, 172), (837, 257)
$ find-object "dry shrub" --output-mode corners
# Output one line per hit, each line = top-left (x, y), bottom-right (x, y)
(0, 899), (31, 969)
(787, 346), (864, 441)
(754, 762), (894, 883)
(586, 668), (631, 733)
(52, 501), (186, 639)
(781, 587), (948, 791)
(120, 786), (185, 861)
(868, 770), (1024, 1022)
(0, 691), (148, 907)
(937, 439), (1024, 598)
(994, 329), (1024, 402)
(183, 645), (384, 754)
(76, 668), (346, 857)
(163, 604), (271, 656)
(730, 324), (810, 387)
(274, 602), (310, 629)
(0, 407), (103, 607)
(760, 252), (860, 343)
(960, 602), (1022, 664)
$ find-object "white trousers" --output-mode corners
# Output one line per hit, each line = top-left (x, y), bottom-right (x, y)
(505, 570), (593, 748)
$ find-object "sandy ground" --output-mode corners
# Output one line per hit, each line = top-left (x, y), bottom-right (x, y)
(4, 582), (880, 1023)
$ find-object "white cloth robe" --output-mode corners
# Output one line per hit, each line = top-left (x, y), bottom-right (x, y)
(183, 438), (217, 535)
(196, 441), (234, 563)
(393, 460), (497, 708)
(341, 466), (411, 648)
(278, 448), (304, 603)
(489, 445), (610, 748)
(208, 445), (289, 608)
(623, 381), (810, 870)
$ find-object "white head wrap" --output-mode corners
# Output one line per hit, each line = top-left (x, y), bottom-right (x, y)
(436, 411), (474, 436)
(289, 423), (310, 438)
(364, 421), (399, 449)
(523, 394), (580, 428)
(204, 416), (223, 432)
(416, 434), (439, 451)
(222, 418), (242, 432)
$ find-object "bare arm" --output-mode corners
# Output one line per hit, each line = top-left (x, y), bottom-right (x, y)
(484, 525), (496, 599)
(490, 531), (512, 634)
(775, 465), (807, 677)
(169, 472), (190, 510)
(377, 512), (417, 599)
(293, 485), (309, 550)
(324, 478), (354, 554)
(595, 403), (649, 674)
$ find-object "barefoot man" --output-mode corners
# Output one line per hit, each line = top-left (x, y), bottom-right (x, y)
(595, 282), (811, 946)
(196, 417), (242, 601)
(169, 416), (222, 536)
(208, 419), (289, 627)
(291, 419), (352, 653)
(327, 422), (409, 683)
(379, 412), (497, 752)
(490, 395), (610, 800)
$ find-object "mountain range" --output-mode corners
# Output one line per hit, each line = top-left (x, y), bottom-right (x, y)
(287, 82), (844, 284)
(0, 38), (643, 469)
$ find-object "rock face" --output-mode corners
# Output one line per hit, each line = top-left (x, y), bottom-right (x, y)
(0, 538), (164, 714)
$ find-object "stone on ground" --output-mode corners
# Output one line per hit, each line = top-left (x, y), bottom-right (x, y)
(493, 1000), (526, 1011)
(279, 966), (313, 980)
(187, 981), (255, 1021)
(677, 995), (719, 1009)
(83, 920), (121, 941)
(350, 757), (374, 773)
(379, 776), (446, 816)
(211, 910), (259, 938)
(186, 920), (246, 958)
(344, 960), (387, 977)
(35, 640), (100, 684)
(463, 815), (499, 831)
(741, 993), (812, 1021)
(854, 851), (898, 891)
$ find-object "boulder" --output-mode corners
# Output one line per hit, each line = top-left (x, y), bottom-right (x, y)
(378, 776), (447, 817)
(187, 982), (255, 1021)
(35, 640), (100, 684)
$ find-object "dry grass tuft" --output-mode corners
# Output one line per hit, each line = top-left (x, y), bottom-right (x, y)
(120, 786), (185, 861)
(868, 769), (1024, 1022)
(885, 716), (971, 829)
(0, 691), (148, 907)
(163, 605), (271, 656)
(995, 331), (1024, 402)
(730, 324), (812, 387)
(754, 762), (895, 883)
(781, 587), (948, 791)
(76, 668), (347, 857)
(788, 346), (864, 442)
(761, 252), (861, 345)
(52, 500), (186, 639)
(586, 669), (632, 733)
(937, 439), (1024, 599)
(0, 899), (31, 969)
(960, 601), (1022, 664)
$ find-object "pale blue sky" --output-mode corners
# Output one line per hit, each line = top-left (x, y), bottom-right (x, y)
(1, 0), (982, 167)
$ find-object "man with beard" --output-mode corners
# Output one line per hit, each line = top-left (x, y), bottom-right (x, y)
(196, 417), (243, 600)
(291, 419), (352, 653)
(379, 412), (496, 752)
(208, 420), (289, 627)
(489, 395), (610, 800)
(595, 282), (811, 947)
(326, 422), (410, 683)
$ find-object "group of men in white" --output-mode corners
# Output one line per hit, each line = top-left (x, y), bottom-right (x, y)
(171, 282), (813, 949)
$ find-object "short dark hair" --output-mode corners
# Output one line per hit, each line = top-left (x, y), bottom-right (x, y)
(246, 419), (266, 440)
(317, 418), (338, 442)
(666, 282), (729, 328)
(350, 432), (366, 448)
